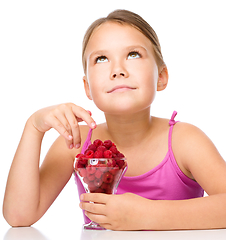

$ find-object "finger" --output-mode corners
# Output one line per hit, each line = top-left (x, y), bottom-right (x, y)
(85, 211), (109, 224)
(86, 110), (92, 116)
(49, 115), (73, 144)
(80, 193), (109, 204)
(71, 105), (96, 129)
(76, 109), (91, 122)
(53, 109), (74, 148)
(64, 107), (81, 148)
(80, 201), (106, 215)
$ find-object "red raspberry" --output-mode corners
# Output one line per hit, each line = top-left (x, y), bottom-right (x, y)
(98, 164), (108, 172)
(77, 158), (88, 166)
(117, 152), (125, 158)
(86, 166), (96, 174)
(97, 146), (107, 152)
(105, 187), (113, 194)
(93, 150), (104, 158)
(101, 182), (109, 190)
(107, 159), (116, 167)
(76, 159), (87, 168)
(109, 146), (118, 154)
(93, 139), (103, 147)
(84, 150), (94, 158)
(103, 140), (112, 149)
(104, 150), (113, 158)
(94, 178), (102, 187)
(88, 181), (97, 192)
(88, 144), (97, 152)
(101, 182), (114, 194)
(76, 153), (85, 158)
(112, 153), (117, 158)
(83, 177), (89, 184)
(109, 166), (119, 175)
(103, 172), (113, 183)
(95, 169), (103, 179)
(87, 172), (95, 181)
(79, 168), (87, 177)
(116, 159), (125, 169)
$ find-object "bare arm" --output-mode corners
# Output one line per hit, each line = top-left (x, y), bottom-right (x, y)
(3, 103), (95, 227)
(3, 119), (45, 226)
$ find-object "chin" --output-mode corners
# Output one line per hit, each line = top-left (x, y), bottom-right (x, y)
(94, 95), (154, 115)
(99, 104), (151, 116)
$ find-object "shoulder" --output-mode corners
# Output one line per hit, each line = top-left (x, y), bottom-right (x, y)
(172, 122), (213, 156)
(172, 122), (213, 171)
(172, 122), (226, 193)
(173, 122), (209, 145)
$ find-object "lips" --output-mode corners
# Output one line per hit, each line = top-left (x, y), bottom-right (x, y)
(107, 85), (136, 93)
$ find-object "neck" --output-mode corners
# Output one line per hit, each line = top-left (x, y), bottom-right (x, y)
(104, 107), (153, 148)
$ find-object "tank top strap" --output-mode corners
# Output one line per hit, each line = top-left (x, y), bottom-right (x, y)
(81, 128), (93, 154)
(168, 111), (179, 150)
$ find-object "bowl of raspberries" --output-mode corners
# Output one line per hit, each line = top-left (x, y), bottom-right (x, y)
(74, 139), (127, 194)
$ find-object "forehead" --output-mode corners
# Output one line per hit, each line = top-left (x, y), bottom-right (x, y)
(85, 21), (154, 57)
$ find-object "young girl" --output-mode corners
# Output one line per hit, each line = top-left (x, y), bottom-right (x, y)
(3, 9), (226, 231)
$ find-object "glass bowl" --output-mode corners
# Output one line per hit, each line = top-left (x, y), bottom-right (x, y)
(74, 157), (127, 230)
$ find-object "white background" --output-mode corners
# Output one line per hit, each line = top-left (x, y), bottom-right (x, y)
(1, 0), (226, 239)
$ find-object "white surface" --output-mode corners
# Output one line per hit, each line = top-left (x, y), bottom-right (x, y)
(2, 226), (226, 240)
(1, 0), (226, 239)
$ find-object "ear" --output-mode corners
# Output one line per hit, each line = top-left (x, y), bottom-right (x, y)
(83, 76), (93, 100)
(157, 66), (168, 91)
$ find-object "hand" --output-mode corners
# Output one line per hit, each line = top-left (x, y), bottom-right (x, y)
(79, 192), (149, 230)
(30, 103), (96, 149)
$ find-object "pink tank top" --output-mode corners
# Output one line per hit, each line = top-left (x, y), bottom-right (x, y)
(74, 111), (204, 224)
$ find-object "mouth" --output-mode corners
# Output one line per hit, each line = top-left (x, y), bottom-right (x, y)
(107, 85), (136, 93)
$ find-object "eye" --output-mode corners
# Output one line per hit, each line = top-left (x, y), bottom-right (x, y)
(127, 51), (141, 60)
(96, 56), (108, 63)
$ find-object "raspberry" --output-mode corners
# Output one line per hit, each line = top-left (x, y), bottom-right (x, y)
(88, 181), (97, 192)
(109, 166), (119, 175)
(116, 159), (125, 169)
(84, 150), (94, 158)
(109, 146), (118, 154)
(94, 178), (102, 187)
(117, 152), (125, 158)
(97, 146), (107, 152)
(103, 172), (113, 183)
(101, 182), (109, 190)
(88, 144), (97, 152)
(107, 159), (116, 167)
(76, 153), (85, 158)
(87, 172), (95, 181)
(95, 169), (103, 179)
(76, 159), (87, 168)
(98, 164), (108, 172)
(93, 139), (103, 147)
(86, 165), (96, 174)
(79, 168), (87, 178)
(78, 158), (88, 166)
(93, 150), (104, 158)
(103, 140), (112, 149)
(83, 177), (89, 184)
(104, 150), (112, 158)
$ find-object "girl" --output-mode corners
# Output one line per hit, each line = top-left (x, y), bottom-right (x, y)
(3, 9), (226, 231)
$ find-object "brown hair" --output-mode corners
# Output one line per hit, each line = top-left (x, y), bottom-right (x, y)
(82, 9), (165, 73)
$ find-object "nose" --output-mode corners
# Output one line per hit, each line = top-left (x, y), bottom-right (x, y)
(110, 62), (129, 80)
(112, 72), (125, 78)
